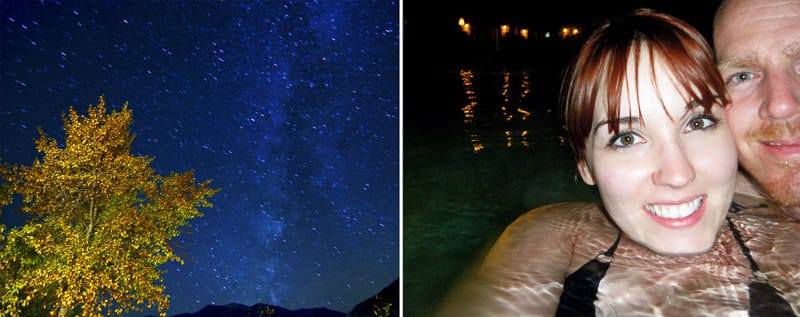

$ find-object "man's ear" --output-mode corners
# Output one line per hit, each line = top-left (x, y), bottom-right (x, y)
(577, 160), (596, 185)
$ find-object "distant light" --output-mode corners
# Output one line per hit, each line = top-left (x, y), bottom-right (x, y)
(560, 26), (580, 38)
(458, 17), (471, 36)
(520, 28), (528, 40)
(500, 24), (510, 37)
(545, 32), (551, 38)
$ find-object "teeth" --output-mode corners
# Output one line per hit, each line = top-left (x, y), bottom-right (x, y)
(645, 196), (703, 219)
(767, 142), (783, 146)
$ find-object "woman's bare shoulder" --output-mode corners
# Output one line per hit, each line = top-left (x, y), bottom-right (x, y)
(436, 202), (610, 317)
(728, 206), (800, 307)
(481, 201), (612, 269)
(499, 201), (610, 237)
(729, 205), (800, 226)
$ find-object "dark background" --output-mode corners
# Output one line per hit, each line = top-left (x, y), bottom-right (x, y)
(403, 0), (722, 127)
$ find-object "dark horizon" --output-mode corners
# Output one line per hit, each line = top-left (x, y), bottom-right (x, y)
(402, 1), (723, 126)
(403, 1), (721, 68)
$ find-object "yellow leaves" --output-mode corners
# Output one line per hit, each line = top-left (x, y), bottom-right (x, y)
(1, 97), (219, 316)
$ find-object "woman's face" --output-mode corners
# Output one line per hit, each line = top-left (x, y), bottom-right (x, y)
(578, 53), (738, 255)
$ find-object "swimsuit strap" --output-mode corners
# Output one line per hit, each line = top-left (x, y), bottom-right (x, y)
(730, 200), (747, 213)
(731, 199), (768, 213)
(602, 230), (621, 257)
(726, 216), (795, 316)
(726, 216), (761, 274)
(555, 232), (621, 317)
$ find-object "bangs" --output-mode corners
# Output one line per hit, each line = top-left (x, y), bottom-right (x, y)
(563, 9), (729, 163)
(604, 41), (725, 132)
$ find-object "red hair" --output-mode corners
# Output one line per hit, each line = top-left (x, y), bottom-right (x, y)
(562, 8), (729, 163)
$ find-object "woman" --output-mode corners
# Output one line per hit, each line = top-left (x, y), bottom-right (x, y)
(436, 9), (799, 316)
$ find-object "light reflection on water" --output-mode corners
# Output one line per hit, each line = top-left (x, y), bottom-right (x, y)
(459, 68), (550, 153)
(458, 69), (483, 152)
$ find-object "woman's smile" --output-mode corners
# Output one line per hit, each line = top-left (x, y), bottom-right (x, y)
(645, 195), (706, 228)
(645, 195), (704, 219)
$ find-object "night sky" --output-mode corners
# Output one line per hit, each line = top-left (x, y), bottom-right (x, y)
(1, 0), (398, 315)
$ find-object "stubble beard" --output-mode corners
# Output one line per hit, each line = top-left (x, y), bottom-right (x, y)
(743, 121), (800, 211)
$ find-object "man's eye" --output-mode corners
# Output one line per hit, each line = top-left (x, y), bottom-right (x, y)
(730, 72), (752, 83)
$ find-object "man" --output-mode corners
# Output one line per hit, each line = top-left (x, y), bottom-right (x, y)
(713, 0), (800, 219)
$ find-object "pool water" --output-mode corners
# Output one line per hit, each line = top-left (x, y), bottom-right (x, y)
(403, 64), (601, 316)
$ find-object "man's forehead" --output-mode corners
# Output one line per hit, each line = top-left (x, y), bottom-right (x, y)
(714, 0), (800, 45)
(717, 0), (800, 23)
(718, 38), (800, 68)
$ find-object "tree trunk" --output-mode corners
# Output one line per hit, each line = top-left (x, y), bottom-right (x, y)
(85, 198), (95, 242)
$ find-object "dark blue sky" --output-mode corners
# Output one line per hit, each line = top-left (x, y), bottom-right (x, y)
(1, 0), (398, 315)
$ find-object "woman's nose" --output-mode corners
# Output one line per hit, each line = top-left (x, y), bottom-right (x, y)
(652, 143), (696, 188)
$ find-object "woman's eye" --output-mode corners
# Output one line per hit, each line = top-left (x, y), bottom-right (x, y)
(609, 132), (641, 148)
(686, 115), (717, 131)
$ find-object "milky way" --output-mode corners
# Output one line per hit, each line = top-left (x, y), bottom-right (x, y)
(0, 1), (399, 315)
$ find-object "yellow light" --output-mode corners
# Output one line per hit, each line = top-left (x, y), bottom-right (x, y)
(458, 17), (465, 26)
(517, 107), (531, 120)
(520, 28), (528, 40)
(462, 23), (471, 35)
(500, 24), (510, 37)
(572, 28), (579, 35)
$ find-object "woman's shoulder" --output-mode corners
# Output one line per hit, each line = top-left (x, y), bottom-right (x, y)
(482, 201), (614, 268)
(728, 205), (800, 253)
(437, 201), (613, 316)
(504, 201), (611, 234)
(729, 205), (800, 228)
(728, 206), (800, 307)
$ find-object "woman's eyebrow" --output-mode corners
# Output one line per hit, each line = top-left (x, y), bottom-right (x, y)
(679, 100), (707, 120)
(593, 116), (639, 134)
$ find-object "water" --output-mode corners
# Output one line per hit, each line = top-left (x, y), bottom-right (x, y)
(403, 63), (601, 316)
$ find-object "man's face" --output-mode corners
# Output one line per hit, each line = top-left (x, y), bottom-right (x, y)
(714, 0), (800, 212)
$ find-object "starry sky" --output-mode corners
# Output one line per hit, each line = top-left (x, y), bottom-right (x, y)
(0, 0), (398, 315)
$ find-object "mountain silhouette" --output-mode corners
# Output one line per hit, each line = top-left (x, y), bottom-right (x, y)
(171, 303), (344, 317)
(164, 278), (398, 317)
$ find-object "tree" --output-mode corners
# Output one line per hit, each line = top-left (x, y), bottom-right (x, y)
(0, 96), (219, 317)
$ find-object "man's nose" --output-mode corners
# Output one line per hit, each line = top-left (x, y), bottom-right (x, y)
(759, 70), (800, 121)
